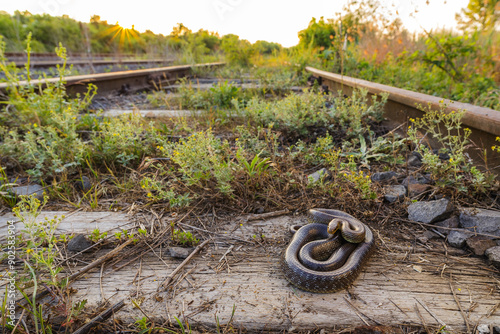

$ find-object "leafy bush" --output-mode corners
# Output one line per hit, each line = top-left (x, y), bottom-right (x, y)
(221, 34), (254, 67)
(408, 103), (492, 192)
(91, 113), (157, 167)
(160, 129), (236, 194)
(244, 90), (328, 135)
(330, 88), (387, 138)
(1, 121), (87, 178)
(0, 36), (96, 129)
(173, 79), (244, 110)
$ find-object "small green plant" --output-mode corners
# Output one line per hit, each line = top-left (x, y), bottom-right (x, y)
(91, 113), (156, 168)
(330, 88), (388, 138)
(135, 316), (150, 332)
(339, 156), (377, 200)
(208, 81), (241, 109)
(342, 134), (406, 166)
(492, 137), (500, 153)
(115, 229), (132, 241)
(171, 225), (199, 246)
(13, 195), (66, 286)
(138, 228), (148, 237)
(244, 90), (328, 136)
(408, 103), (492, 192)
(215, 304), (236, 334)
(0, 34), (97, 128)
(0, 36), (95, 178)
(146, 90), (172, 109)
(292, 132), (337, 165)
(6, 194), (85, 333)
(140, 176), (192, 207)
(0, 165), (16, 207)
(161, 129), (235, 194)
(235, 125), (281, 158)
(89, 228), (108, 242)
(236, 149), (273, 179)
(323, 147), (343, 173)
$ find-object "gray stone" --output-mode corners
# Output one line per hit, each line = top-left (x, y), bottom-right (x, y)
(418, 230), (440, 243)
(67, 234), (92, 253)
(371, 171), (397, 183)
(307, 168), (330, 184)
(460, 208), (500, 237)
(384, 185), (406, 203)
(433, 149), (450, 161)
(435, 216), (459, 235)
(407, 155), (422, 167)
(494, 326), (500, 334)
(8, 177), (26, 185)
(408, 198), (453, 224)
(11, 184), (44, 200)
(466, 236), (497, 256)
(408, 183), (431, 197)
(402, 174), (431, 187)
(485, 246), (500, 269)
(75, 176), (92, 192)
(447, 230), (468, 248)
(477, 324), (491, 334)
(168, 247), (194, 259)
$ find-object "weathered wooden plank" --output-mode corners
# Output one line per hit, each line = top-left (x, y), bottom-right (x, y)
(0, 211), (135, 242)
(1, 212), (498, 332)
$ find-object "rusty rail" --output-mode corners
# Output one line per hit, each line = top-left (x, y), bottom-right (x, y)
(10, 58), (174, 68)
(306, 66), (500, 168)
(0, 62), (225, 97)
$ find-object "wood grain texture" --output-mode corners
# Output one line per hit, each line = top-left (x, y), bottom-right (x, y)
(1, 211), (498, 332)
(0, 211), (135, 242)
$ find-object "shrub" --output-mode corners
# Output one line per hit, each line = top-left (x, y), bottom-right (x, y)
(0, 35), (96, 129)
(91, 113), (157, 167)
(408, 103), (492, 192)
(244, 90), (328, 135)
(160, 129), (236, 195)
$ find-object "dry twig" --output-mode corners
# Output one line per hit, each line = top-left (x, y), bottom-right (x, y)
(71, 300), (125, 334)
(16, 238), (135, 309)
(449, 280), (470, 333)
(415, 297), (447, 329)
(158, 239), (210, 290)
(244, 209), (290, 222)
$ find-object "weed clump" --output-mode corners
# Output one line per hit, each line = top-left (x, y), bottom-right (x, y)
(408, 103), (494, 193)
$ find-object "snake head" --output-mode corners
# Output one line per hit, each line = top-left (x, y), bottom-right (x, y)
(327, 219), (341, 235)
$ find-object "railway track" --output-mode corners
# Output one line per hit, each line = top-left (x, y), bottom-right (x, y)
(9, 58), (173, 69)
(1, 61), (498, 168)
(0, 62), (224, 97)
(4, 51), (147, 61)
(306, 66), (500, 169)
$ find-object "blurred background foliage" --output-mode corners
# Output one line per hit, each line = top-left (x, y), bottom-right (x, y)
(0, 0), (498, 110)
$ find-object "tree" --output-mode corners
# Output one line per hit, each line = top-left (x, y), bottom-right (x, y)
(455, 0), (499, 31)
(171, 23), (191, 38)
(298, 17), (336, 50)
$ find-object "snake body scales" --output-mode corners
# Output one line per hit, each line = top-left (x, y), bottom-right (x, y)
(282, 208), (375, 293)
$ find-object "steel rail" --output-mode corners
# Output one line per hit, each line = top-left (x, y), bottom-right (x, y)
(306, 66), (500, 168)
(5, 51), (142, 59)
(0, 62), (225, 97)
(10, 58), (174, 68)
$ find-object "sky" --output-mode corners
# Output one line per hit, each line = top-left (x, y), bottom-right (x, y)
(0, 0), (470, 47)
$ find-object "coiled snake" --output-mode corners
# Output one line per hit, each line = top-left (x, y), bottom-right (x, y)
(282, 208), (375, 293)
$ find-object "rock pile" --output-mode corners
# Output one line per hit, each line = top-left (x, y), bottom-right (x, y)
(367, 170), (500, 269)
(407, 200), (500, 268)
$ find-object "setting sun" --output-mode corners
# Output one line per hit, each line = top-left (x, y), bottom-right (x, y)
(100, 22), (139, 50)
